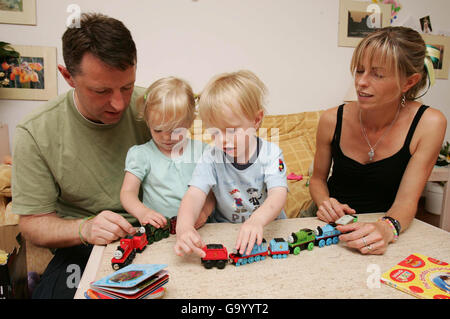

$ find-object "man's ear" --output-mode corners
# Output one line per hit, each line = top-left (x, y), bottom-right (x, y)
(58, 64), (76, 88)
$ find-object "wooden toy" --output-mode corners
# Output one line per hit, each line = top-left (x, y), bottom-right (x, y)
(268, 238), (289, 258)
(201, 244), (228, 269)
(287, 229), (315, 255)
(229, 239), (269, 266)
(144, 216), (177, 244)
(314, 224), (341, 247)
(111, 227), (148, 270)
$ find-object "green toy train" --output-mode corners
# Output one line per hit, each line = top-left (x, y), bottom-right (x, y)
(287, 228), (315, 255)
(143, 216), (177, 244)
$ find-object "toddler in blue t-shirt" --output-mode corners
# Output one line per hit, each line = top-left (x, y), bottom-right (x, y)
(174, 70), (288, 258)
(120, 77), (214, 229)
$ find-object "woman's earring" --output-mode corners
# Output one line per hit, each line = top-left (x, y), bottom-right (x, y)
(401, 94), (406, 108)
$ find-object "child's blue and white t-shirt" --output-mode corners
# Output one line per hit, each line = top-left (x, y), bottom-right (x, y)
(189, 137), (288, 223)
(125, 138), (206, 218)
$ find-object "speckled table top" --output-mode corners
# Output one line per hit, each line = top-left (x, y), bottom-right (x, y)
(75, 213), (450, 299)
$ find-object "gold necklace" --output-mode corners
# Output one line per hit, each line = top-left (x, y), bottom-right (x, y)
(359, 105), (401, 161)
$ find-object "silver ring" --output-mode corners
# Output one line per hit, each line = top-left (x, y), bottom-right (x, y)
(367, 244), (372, 251)
(362, 237), (367, 247)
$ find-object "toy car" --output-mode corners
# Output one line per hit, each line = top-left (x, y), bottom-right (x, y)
(268, 238), (289, 259)
(229, 239), (269, 266)
(111, 226), (148, 270)
(144, 217), (173, 244)
(314, 224), (340, 247)
(288, 228), (315, 255)
(201, 244), (228, 269)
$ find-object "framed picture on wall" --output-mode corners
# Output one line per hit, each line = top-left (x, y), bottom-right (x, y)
(0, 0), (36, 25)
(422, 34), (450, 80)
(338, 0), (391, 47)
(0, 45), (57, 100)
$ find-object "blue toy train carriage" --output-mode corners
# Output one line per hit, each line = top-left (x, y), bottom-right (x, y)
(268, 238), (289, 259)
(229, 239), (269, 266)
(314, 224), (341, 248)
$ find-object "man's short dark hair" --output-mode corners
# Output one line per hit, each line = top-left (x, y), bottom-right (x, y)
(62, 12), (137, 76)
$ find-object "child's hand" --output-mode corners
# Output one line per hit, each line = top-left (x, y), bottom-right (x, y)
(235, 215), (264, 256)
(174, 226), (206, 258)
(139, 209), (167, 229)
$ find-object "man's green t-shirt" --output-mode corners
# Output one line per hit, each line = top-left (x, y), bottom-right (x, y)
(11, 87), (151, 223)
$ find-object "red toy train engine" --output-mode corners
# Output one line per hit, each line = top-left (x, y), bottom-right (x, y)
(111, 226), (148, 270)
(201, 244), (228, 269)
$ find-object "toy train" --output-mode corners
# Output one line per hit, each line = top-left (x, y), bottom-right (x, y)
(111, 226), (148, 270)
(201, 220), (354, 269)
(144, 216), (177, 244)
(111, 216), (177, 270)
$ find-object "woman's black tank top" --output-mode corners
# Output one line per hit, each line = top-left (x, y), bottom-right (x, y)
(327, 104), (429, 213)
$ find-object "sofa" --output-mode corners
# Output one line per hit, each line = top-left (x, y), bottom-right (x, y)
(0, 110), (323, 276)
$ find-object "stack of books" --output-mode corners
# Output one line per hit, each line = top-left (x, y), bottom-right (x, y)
(85, 264), (169, 299)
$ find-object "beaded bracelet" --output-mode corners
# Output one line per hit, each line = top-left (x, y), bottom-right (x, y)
(379, 217), (398, 243)
(79, 216), (94, 246)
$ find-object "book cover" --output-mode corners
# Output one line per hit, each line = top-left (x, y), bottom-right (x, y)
(92, 264), (167, 289)
(380, 253), (450, 299)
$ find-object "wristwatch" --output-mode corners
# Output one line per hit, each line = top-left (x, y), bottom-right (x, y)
(382, 216), (401, 234)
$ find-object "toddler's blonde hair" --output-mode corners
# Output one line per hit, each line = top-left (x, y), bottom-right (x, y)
(198, 70), (267, 128)
(137, 77), (196, 131)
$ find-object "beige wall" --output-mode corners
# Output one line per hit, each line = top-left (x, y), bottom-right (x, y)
(1, 0), (449, 147)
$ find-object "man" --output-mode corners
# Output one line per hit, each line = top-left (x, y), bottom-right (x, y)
(12, 13), (150, 298)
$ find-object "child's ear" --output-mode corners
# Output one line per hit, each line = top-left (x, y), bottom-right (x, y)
(254, 110), (264, 129)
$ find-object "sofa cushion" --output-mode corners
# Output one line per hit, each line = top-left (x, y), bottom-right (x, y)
(260, 111), (322, 218)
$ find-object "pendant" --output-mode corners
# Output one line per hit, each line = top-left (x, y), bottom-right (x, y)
(368, 148), (374, 161)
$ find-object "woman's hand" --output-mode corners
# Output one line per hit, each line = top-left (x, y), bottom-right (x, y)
(337, 221), (395, 255)
(317, 197), (356, 223)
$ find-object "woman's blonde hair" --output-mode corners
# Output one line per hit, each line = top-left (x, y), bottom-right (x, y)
(198, 70), (267, 128)
(136, 77), (196, 130)
(350, 26), (428, 100)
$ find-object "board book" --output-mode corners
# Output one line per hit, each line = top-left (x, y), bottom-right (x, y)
(380, 253), (450, 299)
(87, 264), (169, 299)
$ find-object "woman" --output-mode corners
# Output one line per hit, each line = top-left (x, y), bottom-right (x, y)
(309, 26), (447, 255)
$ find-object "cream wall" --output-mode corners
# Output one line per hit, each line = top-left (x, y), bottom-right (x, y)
(1, 0), (449, 147)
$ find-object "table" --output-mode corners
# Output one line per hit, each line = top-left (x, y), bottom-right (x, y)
(75, 213), (450, 299)
(428, 166), (450, 231)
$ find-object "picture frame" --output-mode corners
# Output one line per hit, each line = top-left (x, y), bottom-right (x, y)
(0, 0), (36, 25)
(338, 0), (391, 47)
(0, 45), (57, 101)
(421, 34), (450, 80)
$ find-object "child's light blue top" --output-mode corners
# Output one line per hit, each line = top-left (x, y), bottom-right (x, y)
(125, 138), (206, 218)
(189, 137), (288, 223)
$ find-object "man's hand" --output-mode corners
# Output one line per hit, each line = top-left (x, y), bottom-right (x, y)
(81, 210), (136, 245)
